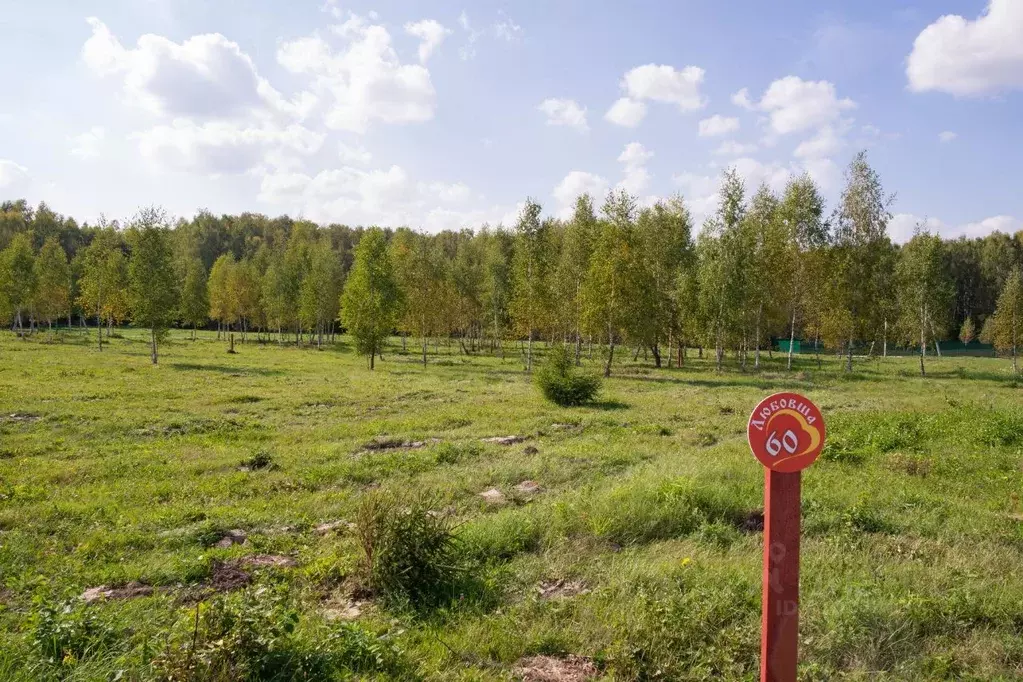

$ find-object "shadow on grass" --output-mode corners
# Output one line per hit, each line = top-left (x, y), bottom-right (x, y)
(169, 362), (284, 376)
(591, 399), (629, 411)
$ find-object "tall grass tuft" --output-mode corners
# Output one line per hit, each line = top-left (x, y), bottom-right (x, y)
(355, 492), (463, 610)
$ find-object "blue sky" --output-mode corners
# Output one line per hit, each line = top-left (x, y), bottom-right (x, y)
(1, 0), (1020, 241)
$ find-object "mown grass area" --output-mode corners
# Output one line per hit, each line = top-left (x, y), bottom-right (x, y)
(2, 329), (1023, 680)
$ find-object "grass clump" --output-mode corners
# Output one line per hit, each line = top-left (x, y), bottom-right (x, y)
(240, 451), (276, 471)
(535, 346), (601, 407)
(29, 596), (119, 668)
(152, 586), (414, 680)
(355, 492), (463, 610)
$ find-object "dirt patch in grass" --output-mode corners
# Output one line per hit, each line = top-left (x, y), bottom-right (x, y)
(737, 510), (764, 533)
(482, 435), (528, 445)
(208, 561), (253, 592)
(214, 529), (248, 548)
(537, 579), (590, 600)
(362, 437), (440, 451)
(234, 554), (298, 569)
(0, 413), (41, 424)
(513, 654), (597, 681)
(81, 582), (156, 603)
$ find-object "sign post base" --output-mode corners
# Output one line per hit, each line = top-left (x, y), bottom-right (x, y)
(760, 469), (801, 682)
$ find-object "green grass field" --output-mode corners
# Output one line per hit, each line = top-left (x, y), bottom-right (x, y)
(3, 329), (1023, 680)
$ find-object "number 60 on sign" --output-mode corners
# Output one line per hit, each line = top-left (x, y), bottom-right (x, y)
(747, 392), (825, 473)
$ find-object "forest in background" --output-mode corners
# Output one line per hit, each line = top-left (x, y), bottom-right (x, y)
(3, 151), (1023, 375)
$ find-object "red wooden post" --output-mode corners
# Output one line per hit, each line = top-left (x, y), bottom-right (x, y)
(747, 392), (826, 682)
(760, 470), (800, 682)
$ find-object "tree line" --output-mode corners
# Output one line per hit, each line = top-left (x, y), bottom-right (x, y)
(2, 151), (1023, 374)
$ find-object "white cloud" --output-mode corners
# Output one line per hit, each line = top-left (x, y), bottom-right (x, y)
(457, 11), (481, 60)
(493, 12), (522, 42)
(404, 19), (450, 63)
(907, 0), (1023, 96)
(604, 97), (647, 127)
(419, 181), (471, 203)
(338, 141), (372, 164)
(82, 17), (307, 120)
(617, 142), (653, 168)
(889, 213), (1023, 243)
(278, 14), (436, 133)
(672, 171), (720, 225)
(70, 127), (107, 160)
(538, 98), (588, 132)
(732, 157), (791, 194)
(731, 88), (754, 110)
(961, 215), (1023, 237)
(0, 159), (30, 189)
(794, 125), (843, 159)
(453, 11), (518, 59)
(552, 171), (609, 218)
(257, 161), (507, 230)
(714, 140), (758, 156)
(889, 214), (943, 243)
(800, 157), (841, 193)
(620, 63), (707, 112)
(134, 119), (323, 175)
(756, 76), (855, 135)
(698, 114), (740, 137)
(616, 142), (653, 196)
(938, 130), (958, 143)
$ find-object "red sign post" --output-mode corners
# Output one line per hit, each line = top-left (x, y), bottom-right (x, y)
(747, 392), (826, 682)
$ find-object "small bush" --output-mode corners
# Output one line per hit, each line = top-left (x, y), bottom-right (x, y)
(355, 492), (463, 609)
(535, 346), (601, 407)
(240, 451), (276, 470)
(29, 596), (119, 667)
(151, 586), (413, 680)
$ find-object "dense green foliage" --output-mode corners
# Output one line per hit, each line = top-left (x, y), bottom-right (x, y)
(3, 152), (1023, 378)
(534, 344), (602, 406)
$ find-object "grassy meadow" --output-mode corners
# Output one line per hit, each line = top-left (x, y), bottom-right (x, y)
(3, 329), (1023, 680)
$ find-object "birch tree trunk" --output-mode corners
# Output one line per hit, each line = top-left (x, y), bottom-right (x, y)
(754, 303), (763, 370)
(787, 308), (796, 371)
(919, 304), (926, 377)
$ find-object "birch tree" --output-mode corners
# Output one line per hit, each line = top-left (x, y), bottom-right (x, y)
(991, 266), (1023, 374)
(635, 196), (694, 367)
(557, 195), (598, 364)
(697, 169), (746, 370)
(179, 258), (209, 340)
(299, 238), (342, 346)
(77, 228), (125, 350)
(832, 151), (894, 371)
(340, 228), (401, 369)
(127, 209), (179, 364)
(208, 254), (237, 337)
(510, 199), (552, 372)
(778, 175), (826, 369)
(0, 234), (35, 336)
(33, 237), (71, 330)
(896, 228), (952, 376)
(582, 189), (638, 377)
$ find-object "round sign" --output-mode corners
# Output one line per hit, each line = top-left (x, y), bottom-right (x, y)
(747, 392), (826, 472)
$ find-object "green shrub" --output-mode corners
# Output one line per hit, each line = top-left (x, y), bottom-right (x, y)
(355, 492), (463, 609)
(534, 346), (601, 406)
(151, 586), (414, 680)
(29, 596), (119, 667)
